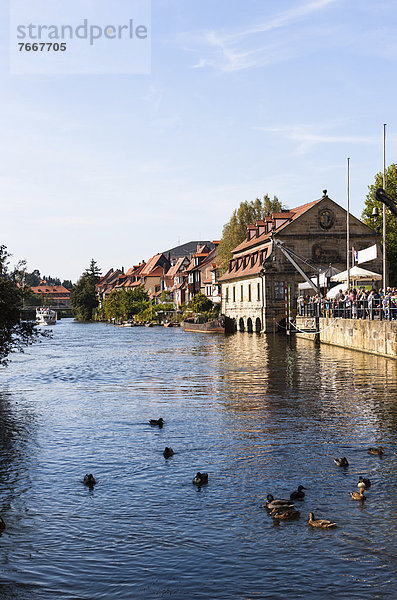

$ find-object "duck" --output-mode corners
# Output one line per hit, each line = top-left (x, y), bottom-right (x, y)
(368, 446), (384, 455)
(192, 472), (208, 485)
(265, 494), (294, 511)
(350, 489), (366, 501)
(0, 517), (5, 531)
(163, 447), (174, 458)
(149, 418), (164, 428)
(308, 512), (336, 528)
(83, 474), (96, 487)
(334, 457), (349, 467)
(290, 485), (306, 500)
(358, 476), (371, 490)
(271, 507), (300, 520)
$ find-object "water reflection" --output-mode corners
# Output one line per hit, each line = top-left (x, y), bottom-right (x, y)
(0, 321), (396, 599)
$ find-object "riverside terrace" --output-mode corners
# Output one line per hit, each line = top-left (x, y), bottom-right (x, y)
(299, 289), (397, 321)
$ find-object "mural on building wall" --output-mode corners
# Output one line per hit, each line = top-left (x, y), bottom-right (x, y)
(312, 242), (340, 263)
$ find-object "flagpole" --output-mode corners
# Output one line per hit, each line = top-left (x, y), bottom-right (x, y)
(347, 157), (350, 289)
(383, 124), (387, 291)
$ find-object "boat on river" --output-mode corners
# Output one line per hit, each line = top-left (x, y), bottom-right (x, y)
(36, 308), (57, 326)
(182, 316), (225, 333)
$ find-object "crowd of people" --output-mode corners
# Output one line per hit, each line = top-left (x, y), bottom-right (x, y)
(297, 287), (397, 320)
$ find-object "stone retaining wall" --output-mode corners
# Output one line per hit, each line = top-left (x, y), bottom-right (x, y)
(295, 316), (397, 359)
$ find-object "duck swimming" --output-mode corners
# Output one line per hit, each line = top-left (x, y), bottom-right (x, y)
(290, 485), (306, 500)
(193, 472), (208, 485)
(149, 418), (164, 428)
(358, 476), (371, 490)
(265, 494), (294, 511)
(334, 457), (349, 467)
(350, 489), (366, 501)
(308, 512), (336, 528)
(271, 507), (300, 520)
(368, 447), (383, 455)
(83, 474), (96, 487)
(163, 447), (174, 458)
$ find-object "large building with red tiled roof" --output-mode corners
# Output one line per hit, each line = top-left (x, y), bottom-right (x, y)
(30, 283), (71, 308)
(220, 191), (381, 332)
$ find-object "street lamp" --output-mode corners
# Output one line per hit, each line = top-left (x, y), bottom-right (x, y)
(370, 205), (381, 236)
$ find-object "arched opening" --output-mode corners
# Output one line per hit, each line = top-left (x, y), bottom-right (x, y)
(239, 317), (245, 332)
(255, 317), (262, 333)
(247, 317), (253, 333)
(278, 318), (287, 332)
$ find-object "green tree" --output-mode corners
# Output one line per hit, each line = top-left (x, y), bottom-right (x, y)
(70, 259), (101, 321)
(190, 292), (213, 313)
(24, 269), (41, 287)
(102, 287), (150, 322)
(217, 194), (283, 273)
(361, 163), (397, 284)
(0, 245), (41, 365)
(43, 275), (61, 286)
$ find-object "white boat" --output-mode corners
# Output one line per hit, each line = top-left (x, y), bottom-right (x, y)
(36, 308), (57, 326)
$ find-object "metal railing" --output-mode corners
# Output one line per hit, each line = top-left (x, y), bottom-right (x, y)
(298, 298), (397, 321)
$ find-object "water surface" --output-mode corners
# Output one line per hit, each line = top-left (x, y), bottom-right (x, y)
(0, 320), (396, 599)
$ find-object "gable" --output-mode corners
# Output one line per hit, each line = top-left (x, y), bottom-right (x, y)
(279, 196), (375, 238)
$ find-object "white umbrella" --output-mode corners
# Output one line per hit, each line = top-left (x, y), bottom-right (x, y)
(331, 265), (382, 283)
(326, 283), (349, 299)
(298, 267), (341, 290)
(298, 274), (326, 290)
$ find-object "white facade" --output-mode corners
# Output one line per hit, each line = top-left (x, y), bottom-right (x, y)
(221, 275), (265, 332)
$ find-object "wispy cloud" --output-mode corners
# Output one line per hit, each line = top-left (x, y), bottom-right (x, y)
(144, 85), (164, 111)
(255, 124), (378, 155)
(186, 0), (339, 72)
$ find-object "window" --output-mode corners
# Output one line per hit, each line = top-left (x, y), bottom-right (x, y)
(240, 285), (243, 302)
(225, 287), (229, 302)
(274, 281), (285, 300)
(233, 287), (236, 303)
(248, 284), (251, 302)
(257, 282), (261, 301)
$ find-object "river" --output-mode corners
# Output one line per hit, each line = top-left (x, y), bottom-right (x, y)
(0, 319), (396, 599)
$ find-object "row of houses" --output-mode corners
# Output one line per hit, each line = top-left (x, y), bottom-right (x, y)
(24, 191), (377, 328)
(96, 241), (221, 308)
(96, 191), (382, 331)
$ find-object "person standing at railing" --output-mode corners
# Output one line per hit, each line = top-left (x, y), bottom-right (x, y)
(334, 289), (343, 318)
(349, 289), (357, 319)
(357, 288), (366, 319)
(391, 291), (397, 320)
(367, 289), (374, 319)
(344, 292), (351, 319)
(383, 291), (391, 320)
(297, 294), (305, 316)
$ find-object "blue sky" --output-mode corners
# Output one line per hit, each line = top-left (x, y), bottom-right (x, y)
(1, 0), (396, 281)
